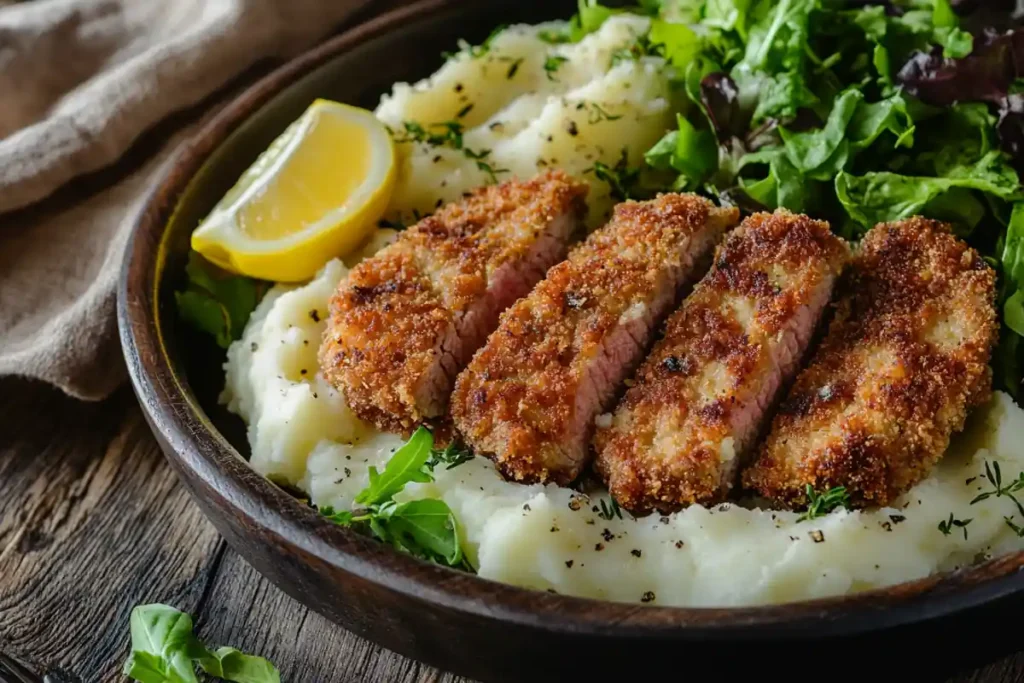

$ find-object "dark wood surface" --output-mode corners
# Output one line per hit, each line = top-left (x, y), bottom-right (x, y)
(0, 379), (1022, 683)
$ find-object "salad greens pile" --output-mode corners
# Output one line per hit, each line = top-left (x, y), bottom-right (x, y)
(319, 427), (473, 570)
(570, 0), (1024, 398)
(123, 604), (280, 683)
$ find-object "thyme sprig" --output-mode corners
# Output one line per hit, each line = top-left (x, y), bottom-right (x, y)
(970, 460), (1024, 518)
(938, 513), (973, 540)
(796, 485), (850, 522)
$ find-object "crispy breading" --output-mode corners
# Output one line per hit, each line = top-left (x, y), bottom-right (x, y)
(319, 170), (588, 434)
(743, 217), (998, 508)
(594, 210), (850, 514)
(451, 194), (739, 485)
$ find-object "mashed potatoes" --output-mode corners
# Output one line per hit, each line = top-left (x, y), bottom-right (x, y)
(220, 17), (1024, 607)
(224, 257), (1024, 607)
(374, 16), (677, 228)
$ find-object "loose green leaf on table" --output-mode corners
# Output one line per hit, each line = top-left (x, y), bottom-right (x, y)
(124, 604), (280, 683)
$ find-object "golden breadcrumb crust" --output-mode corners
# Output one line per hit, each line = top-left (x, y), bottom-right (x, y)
(595, 210), (850, 515)
(451, 194), (739, 485)
(319, 170), (588, 434)
(743, 217), (998, 508)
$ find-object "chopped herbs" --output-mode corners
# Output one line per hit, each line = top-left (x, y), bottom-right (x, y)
(123, 604), (280, 683)
(796, 485), (850, 522)
(938, 513), (973, 540)
(585, 148), (642, 201)
(597, 498), (623, 520)
(393, 120), (465, 149)
(462, 147), (509, 184)
(586, 103), (622, 124)
(320, 427), (470, 570)
(506, 57), (524, 79)
(427, 440), (475, 470)
(544, 55), (569, 81)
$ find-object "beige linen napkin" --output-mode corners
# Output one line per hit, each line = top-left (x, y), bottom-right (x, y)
(0, 0), (385, 400)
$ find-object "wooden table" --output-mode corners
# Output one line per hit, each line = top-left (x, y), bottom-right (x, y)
(0, 378), (1023, 682)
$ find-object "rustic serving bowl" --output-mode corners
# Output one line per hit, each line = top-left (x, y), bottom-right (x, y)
(119, 0), (1024, 679)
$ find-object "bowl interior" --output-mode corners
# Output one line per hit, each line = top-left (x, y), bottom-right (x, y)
(167, 0), (577, 451)
(130, 0), (1024, 645)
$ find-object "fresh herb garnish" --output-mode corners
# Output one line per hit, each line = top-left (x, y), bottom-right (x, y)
(544, 55), (570, 81)
(585, 148), (642, 201)
(587, 103), (623, 124)
(123, 604), (280, 683)
(464, 147), (510, 184)
(969, 460), (1024, 518)
(320, 427), (470, 569)
(427, 440), (475, 470)
(796, 485), (850, 522)
(174, 252), (267, 349)
(938, 513), (973, 540)
(597, 498), (623, 520)
(393, 120), (464, 150)
(506, 57), (524, 79)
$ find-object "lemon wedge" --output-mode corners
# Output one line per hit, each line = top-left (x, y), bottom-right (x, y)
(191, 99), (396, 282)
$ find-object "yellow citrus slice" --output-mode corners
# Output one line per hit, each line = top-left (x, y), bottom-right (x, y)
(191, 98), (396, 282)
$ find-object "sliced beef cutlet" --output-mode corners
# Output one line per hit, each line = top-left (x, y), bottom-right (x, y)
(594, 210), (850, 515)
(319, 170), (588, 434)
(450, 194), (740, 486)
(743, 217), (998, 508)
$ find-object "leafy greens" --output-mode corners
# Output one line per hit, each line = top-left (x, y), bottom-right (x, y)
(319, 426), (471, 569)
(123, 604), (280, 683)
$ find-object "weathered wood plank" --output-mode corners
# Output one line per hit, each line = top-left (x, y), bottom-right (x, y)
(193, 550), (470, 683)
(0, 379), (224, 683)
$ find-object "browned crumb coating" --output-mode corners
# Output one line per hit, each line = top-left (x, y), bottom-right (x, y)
(743, 217), (998, 508)
(451, 194), (739, 485)
(319, 170), (588, 434)
(594, 210), (850, 514)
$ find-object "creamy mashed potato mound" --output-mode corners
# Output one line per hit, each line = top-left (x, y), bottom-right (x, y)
(374, 16), (677, 227)
(221, 17), (1024, 607)
(224, 254), (1024, 607)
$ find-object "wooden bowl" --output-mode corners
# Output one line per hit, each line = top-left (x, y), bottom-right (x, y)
(119, 0), (1024, 678)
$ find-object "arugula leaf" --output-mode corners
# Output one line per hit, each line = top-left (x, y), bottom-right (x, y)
(174, 252), (266, 349)
(319, 427), (470, 569)
(1006, 290), (1024, 336)
(848, 92), (915, 151)
(649, 17), (701, 67)
(835, 151), (1023, 229)
(1002, 202), (1024, 291)
(737, 147), (814, 213)
(780, 88), (862, 175)
(645, 114), (717, 189)
(378, 499), (464, 565)
(197, 648), (282, 683)
(570, 0), (617, 41)
(124, 604), (279, 683)
(355, 426), (434, 506)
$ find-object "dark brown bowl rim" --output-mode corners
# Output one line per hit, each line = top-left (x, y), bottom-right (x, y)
(118, 0), (1024, 640)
